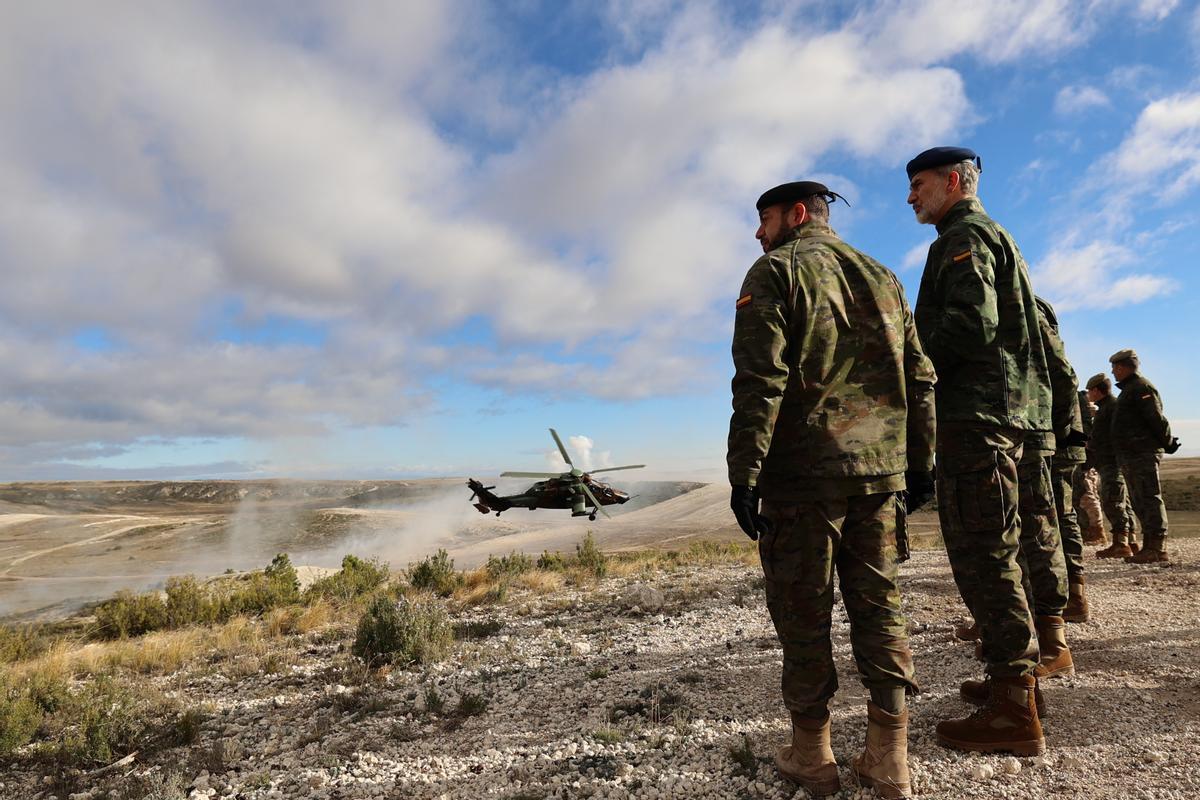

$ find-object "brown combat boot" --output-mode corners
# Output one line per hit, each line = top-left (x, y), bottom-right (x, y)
(1126, 538), (1170, 565)
(1097, 530), (1133, 558)
(1033, 615), (1074, 679)
(937, 674), (1044, 755)
(960, 676), (1047, 717)
(1082, 525), (1106, 545)
(954, 621), (980, 642)
(1062, 576), (1090, 623)
(851, 703), (911, 800)
(775, 711), (840, 796)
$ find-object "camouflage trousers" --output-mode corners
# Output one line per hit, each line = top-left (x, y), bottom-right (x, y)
(1119, 453), (1169, 543)
(1051, 461), (1084, 580)
(758, 493), (916, 717)
(937, 423), (1038, 678)
(1096, 462), (1137, 536)
(1015, 452), (1069, 617)
(1072, 466), (1103, 532)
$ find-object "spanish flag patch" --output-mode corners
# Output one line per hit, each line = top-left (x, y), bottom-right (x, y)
(952, 250), (972, 263)
(736, 294), (752, 309)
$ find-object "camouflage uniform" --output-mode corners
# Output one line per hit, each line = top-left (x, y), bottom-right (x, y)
(1072, 390), (1104, 534)
(728, 219), (936, 717)
(1089, 395), (1138, 538)
(914, 197), (1048, 678)
(1037, 298), (1084, 585)
(1113, 372), (1173, 547)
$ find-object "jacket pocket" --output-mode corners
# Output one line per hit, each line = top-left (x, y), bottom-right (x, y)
(945, 450), (1017, 534)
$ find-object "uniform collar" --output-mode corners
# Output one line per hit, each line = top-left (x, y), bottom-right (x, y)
(775, 219), (837, 248)
(1116, 373), (1139, 390)
(935, 196), (985, 235)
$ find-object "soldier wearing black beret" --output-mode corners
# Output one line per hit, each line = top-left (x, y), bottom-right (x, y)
(905, 147), (1056, 756)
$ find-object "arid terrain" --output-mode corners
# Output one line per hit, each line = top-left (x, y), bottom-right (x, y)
(1, 461), (1199, 799)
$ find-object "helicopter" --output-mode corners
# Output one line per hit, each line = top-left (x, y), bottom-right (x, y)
(468, 429), (644, 521)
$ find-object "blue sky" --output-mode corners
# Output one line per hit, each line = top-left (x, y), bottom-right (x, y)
(0, 0), (1197, 482)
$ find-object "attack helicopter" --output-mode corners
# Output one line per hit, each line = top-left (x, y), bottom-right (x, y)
(467, 429), (644, 521)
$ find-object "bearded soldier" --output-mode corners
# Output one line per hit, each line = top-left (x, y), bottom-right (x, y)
(907, 146), (1047, 755)
(728, 180), (936, 798)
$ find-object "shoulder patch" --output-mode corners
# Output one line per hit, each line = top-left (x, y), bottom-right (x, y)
(952, 250), (972, 263)
(736, 294), (752, 309)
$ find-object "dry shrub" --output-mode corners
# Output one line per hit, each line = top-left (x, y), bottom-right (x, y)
(516, 570), (565, 594)
(352, 594), (452, 667)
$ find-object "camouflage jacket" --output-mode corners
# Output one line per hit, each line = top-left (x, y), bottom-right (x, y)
(914, 198), (1051, 432)
(1035, 297), (1084, 464)
(1113, 373), (1173, 457)
(1087, 395), (1119, 467)
(727, 221), (937, 499)
(1079, 390), (1095, 436)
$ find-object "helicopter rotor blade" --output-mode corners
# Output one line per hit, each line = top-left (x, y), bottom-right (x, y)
(579, 482), (612, 519)
(549, 428), (574, 468)
(588, 464), (646, 474)
(500, 471), (561, 478)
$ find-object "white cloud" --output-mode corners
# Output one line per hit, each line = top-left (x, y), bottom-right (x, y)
(900, 240), (934, 271)
(0, 0), (1161, 474)
(1032, 240), (1175, 311)
(1054, 85), (1111, 116)
(1110, 92), (1200, 198)
(1133, 0), (1180, 21)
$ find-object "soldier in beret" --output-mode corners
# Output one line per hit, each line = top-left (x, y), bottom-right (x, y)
(1087, 373), (1140, 558)
(728, 180), (936, 798)
(1110, 350), (1180, 563)
(906, 146), (1047, 755)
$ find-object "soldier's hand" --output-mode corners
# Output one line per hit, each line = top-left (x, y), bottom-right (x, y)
(1057, 429), (1089, 448)
(730, 484), (771, 541)
(903, 468), (936, 514)
(1165, 437), (1182, 454)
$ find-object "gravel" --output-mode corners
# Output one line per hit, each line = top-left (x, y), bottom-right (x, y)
(13, 539), (1200, 800)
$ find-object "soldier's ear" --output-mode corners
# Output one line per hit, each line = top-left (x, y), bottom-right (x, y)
(789, 202), (809, 227)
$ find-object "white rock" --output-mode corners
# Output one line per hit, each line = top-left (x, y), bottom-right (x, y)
(1001, 757), (1021, 775)
(623, 584), (665, 612)
(971, 764), (995, 781)
(572, 641), (592, 656)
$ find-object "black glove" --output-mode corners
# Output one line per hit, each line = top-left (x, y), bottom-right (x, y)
(903, 468), (936, 514)
(1165, 437), (1182, 454)
(730, 484), (771, 541)
(1056, 429), (1089, 449)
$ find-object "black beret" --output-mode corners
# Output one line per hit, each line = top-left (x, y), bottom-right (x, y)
(756, 181), (849, 212)
(905, 147), (982, 180)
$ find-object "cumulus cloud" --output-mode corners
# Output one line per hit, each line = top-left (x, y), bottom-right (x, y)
(1133, 0), (1180, 21)
(1032, 240), (1175, 311)
(0, 0), (1156, 475)
(1109, 92), (1200, 198)
(1054, 85), (1112, 116)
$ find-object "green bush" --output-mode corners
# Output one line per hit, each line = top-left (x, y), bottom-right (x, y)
(164, 576), (218, 628)
(575, 532), (608, 578)
(306, 555), (390, 602)
(536, 550), (567, 571)
(0, 625), (49, 665)
(408, 549), (457, 596)
(94, 590), (168, 639)
(485, 552), (534, 580)
(0, 690), (41, 756)
(351, 594), (453, 667)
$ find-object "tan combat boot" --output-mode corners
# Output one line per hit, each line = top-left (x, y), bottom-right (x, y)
(1126, 538), (1170, 564)
(936, 674), (1044, 755)
(960, 676), (1047, 717)
(1082, 524), (1106, 545)
(775, 711), (840, 796)
(1062, 576), (1090, 623)
(1033, 615), (1075, 679)
(851, 703), (911, 800)
(954, 621), (980, 642)
(1096, 529), (1133, 559)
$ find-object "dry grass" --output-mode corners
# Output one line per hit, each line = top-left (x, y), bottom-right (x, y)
(515, 570), (565, 593)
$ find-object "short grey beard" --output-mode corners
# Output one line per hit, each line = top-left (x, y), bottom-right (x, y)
(915, 184), (948, 225)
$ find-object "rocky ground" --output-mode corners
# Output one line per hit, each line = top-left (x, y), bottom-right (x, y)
(7, 538), (1200, 800)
